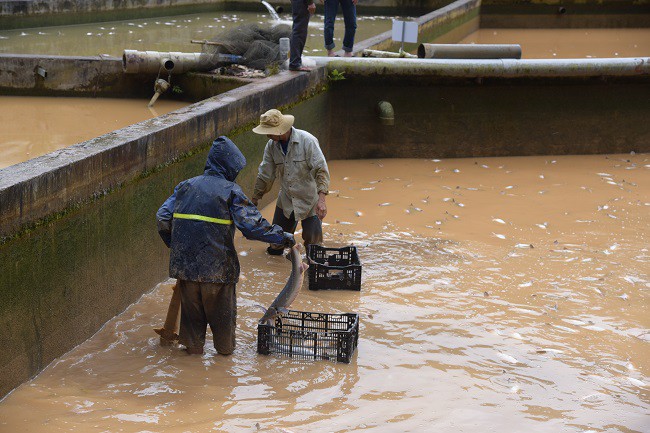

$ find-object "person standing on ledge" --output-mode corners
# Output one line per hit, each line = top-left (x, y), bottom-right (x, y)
(322, 0), (357, 57)
(289, 0), (316, 71)
(251, 109), (330, 255)
(156, 136), (295, 355)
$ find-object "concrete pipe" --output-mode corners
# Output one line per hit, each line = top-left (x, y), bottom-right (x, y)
(122, 50), (215, 74)
(417, 44), (522, 60)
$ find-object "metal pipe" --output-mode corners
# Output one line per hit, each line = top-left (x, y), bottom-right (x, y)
(123, 50), (216, 74)
(418, 44), (522, 59)
(310, 57), (650, 78)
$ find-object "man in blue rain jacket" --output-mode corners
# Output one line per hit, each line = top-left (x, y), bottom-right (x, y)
(157, 136), (295, 355)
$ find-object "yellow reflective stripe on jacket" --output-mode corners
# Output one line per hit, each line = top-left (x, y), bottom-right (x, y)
(173, 213), (233, 225)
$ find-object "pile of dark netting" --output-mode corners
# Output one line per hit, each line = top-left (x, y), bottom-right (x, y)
(203, 23), (291, 71)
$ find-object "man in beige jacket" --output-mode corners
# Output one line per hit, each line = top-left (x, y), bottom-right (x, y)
(251, 109), (330, 255)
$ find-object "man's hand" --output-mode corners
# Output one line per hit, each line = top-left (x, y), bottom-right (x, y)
(316, 192), (327, 220)
(251, 197), (259, 207)
(308, 2), (316, 15)
(282, 232), (296, 248)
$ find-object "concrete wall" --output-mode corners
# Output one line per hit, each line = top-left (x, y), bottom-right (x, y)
(480, 0), (650, 28)
(0, 54), (248, 98)
(324, 77), (650, 159)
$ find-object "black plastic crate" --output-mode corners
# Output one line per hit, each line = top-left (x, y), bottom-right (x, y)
(307, 245), (362, 291)
(257, 310), (359, 363)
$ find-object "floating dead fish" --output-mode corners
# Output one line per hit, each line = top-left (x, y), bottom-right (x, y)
(342, 176), (349, 180)
(453, 169), (460, 173)
(369, 180), (381, 184)
(505, 185), (514, 189)
(493, 233), (506, 239)
(497, 353), (519, 364)
(481, 164), (489, 168)
(337, 221), (353, 225)
(563, 318), (587, 326)
(239, 251), (248, 256)
(355, 211), (363, 217)
(515, 244), (534, 249)
(434, 168), (443, 173)
(552, 325), (579, 333)
(456, 203), (465, 207)
(432, 159), (441, 162)
(627, 377), (646, 387)
(360, 187), (375, 191)
(510, 332), (523, 340)
(535, 348), (564, 354)
(596, 172), (612, 177)
(493, 218), (506, 224)
(379, 202), (391, 206)
(623, 275), (644, 284)
(535, 223), (547, 229)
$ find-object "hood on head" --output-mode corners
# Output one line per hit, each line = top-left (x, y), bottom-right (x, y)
(205, 136), (246, 181)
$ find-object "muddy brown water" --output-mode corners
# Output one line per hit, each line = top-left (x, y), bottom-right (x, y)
(0, 96), (190, 169)
(459, 28), (650, 59)
(0, 155), (647, 432)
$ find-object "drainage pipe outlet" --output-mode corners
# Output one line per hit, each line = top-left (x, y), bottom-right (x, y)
(123, 50), (215, 74)
(418, 44), (522, 60)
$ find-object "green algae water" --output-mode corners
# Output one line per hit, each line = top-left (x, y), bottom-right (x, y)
(0, 11), (394, 57)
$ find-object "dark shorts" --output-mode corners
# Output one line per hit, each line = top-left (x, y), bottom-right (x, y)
(177, 280), (236, 355)
(267, 205), (323, 255)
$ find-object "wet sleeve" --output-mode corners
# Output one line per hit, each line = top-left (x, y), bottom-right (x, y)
(308, 138), (330, 194)
(231, 185), (285, 244)
(253, 141), (277, 201)
(156, 184), (180, 248)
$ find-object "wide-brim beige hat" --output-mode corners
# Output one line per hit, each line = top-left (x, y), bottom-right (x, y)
(252, 109), (294, 135)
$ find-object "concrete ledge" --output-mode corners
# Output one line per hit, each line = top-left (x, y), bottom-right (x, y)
(0, 54), (249, 98)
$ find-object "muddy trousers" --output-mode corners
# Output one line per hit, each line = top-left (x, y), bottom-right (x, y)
(178, 280), (236, 355)
(268, 206), (323, 255)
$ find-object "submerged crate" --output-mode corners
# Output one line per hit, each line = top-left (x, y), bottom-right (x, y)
(257, 310), (359, 363)
(307, 245), (362, 291)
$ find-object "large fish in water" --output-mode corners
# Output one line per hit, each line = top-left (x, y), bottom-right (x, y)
(260, 244), (308, 326)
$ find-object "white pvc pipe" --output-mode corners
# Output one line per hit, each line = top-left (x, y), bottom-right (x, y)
(123, 50), (214, 74)
(310, 57), (650, 78)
